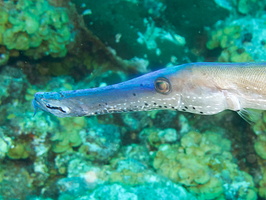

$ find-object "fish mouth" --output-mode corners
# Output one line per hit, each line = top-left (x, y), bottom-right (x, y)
(32, 95), (48, 114)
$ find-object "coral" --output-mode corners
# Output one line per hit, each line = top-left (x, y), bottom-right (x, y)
(218, 45), (253, 62)
(252, 111), (266, 135)
(0, 47), (9, 66)
(0, 164), (32, 199)
(214, 0), (265, 15)
(0, 0), (74, 65)
(57, 177), (91, 198)
(87, 182), (197, 200)
(0, 66), (28, 104)
(51, 117), (84, 153)
(54, 151), (197, 200)
(111, 144), (151, 169)
(259, 170), (266, 198)
(252, 113), (266, 199)
(153, 131), (257, 200)
(78, 122), (122, 161)
(207, 14), (266, 62)
(24, 77), (88, 155)
(137, 19), (186, 53)
(6, 101), (59, 137)
(140, 127), (179, 148)
(121, 112), (153, 132)
(107, 159), (151, 186)
(254, 134), (266, 159)
(7, 142), (30, 159)
(57, 181), (197, 200)
(0, 129), (12, 160)
(0, 137), (8, 159)
(51, 129), (82, 153)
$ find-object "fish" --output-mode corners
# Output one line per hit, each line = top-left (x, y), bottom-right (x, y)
(33, 62), (266, 122)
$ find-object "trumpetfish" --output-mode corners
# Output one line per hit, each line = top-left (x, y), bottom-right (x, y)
(33, 62), (266, 122)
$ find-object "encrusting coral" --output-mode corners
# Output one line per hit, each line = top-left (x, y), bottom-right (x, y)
(206, 14), (266, 62)
(153, 131), (257, 200)
(0, 0), (74, 65)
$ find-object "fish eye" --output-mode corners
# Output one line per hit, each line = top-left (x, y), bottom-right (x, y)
(154, 77), (171, 94)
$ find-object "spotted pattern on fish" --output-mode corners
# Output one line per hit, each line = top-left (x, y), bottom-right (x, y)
(33, 62), (266, 119)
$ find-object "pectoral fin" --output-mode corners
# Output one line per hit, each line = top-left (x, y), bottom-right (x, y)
(237, 108), (263, 124)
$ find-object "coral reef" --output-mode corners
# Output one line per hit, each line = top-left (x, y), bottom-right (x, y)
(51, 117), (84, 153)
(0, 128), (11, 160)
(0, 0), (135, 86)
(153, 131), (257, 200)
(53, 144), (197, 199)
(1, 65), (261, 199)
(207, 0), (266, 62)
(0, 165), (33, 199)
(254, 134), (266, 159)
(140, 127), (179, 148)
(78, 123), (122, 161)
(214, 0), (265, 15)
(0, 66), (28, 104)
(0, 0), (74, 65)
(86, 182), (197, 200)
(259, 170), (266, 198)
(206, 14), (266, 62)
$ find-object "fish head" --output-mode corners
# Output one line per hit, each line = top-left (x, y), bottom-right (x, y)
(32, 64), (190, 118)
(33, 92), (85, 117)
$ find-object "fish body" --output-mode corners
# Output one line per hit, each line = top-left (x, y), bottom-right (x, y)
(33, 62), (266, 118)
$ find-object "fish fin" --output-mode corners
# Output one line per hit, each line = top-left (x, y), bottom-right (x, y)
(237, 109), (262, 124)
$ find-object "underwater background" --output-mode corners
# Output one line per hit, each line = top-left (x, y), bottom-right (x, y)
(0, 0), (266, 199)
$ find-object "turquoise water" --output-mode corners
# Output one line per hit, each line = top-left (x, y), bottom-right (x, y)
(0, 0), (266, 199)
